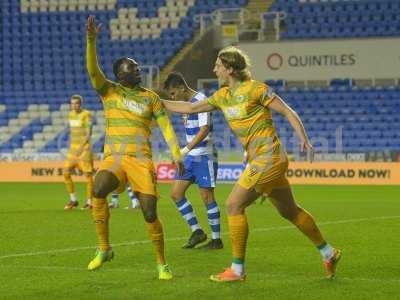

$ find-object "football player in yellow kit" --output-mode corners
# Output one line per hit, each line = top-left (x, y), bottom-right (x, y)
(63, 94), (94, 210)
(86, 16), (183, 280)
(162, 46), (341, 282)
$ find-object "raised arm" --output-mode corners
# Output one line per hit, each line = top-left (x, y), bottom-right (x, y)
(268, 94), (314, 161)
(162, 99), (215, 114)
(86, 16), (108, 92)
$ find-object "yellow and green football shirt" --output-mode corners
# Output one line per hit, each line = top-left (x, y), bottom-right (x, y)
(207, 80), (284, 161)
(98, 83), (167, 159)
(86, 34), (181, 161)
(68, 109), (92, 153)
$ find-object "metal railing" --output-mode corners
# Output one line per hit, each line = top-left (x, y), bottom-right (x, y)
(194, 9), (286, 42)
(141, 65), (160, 90)
(194, 8), (251, 35)
(213, 7), (251, 25)
(260, 11), (287, 41)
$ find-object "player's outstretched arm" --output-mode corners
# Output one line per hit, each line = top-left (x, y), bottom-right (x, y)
(86, 16), (108, 92)
(268, 94), (314, 162)
(162, 99), (215, 114)
(156, 113), (185, 175)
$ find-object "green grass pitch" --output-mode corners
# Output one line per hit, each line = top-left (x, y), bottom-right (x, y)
(0, 183), (399, 299)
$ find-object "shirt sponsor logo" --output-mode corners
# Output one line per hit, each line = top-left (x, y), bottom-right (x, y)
(69, 119), (82, 127)
(225, 107), (243, 119)
(122, 99), (146, 115)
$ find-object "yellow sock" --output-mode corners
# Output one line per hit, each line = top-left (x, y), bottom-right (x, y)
(228, 214), (248, 263)
(146, 218), (165, 265)
(86, 174), (94, 202)
(91, 197), (110, 251)
(292, 208), (325, 246)
(63, 172), (75, 194)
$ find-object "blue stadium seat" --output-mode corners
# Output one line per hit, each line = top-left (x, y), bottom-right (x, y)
(1, 0), (400, 154)
(271, 0), (400, 40)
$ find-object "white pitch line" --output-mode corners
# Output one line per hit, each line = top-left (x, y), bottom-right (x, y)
(0, 265), (154, 274)
(257, 274), (400, 284)
(252, 215), (400, 233)
(0, 215), (399, 260)
(0, 237), (186, 260)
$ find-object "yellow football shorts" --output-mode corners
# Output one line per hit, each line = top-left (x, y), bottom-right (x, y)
(97, 155), (158, 196)
(64, 150), (94, 173)
(238, 155), (289, 195)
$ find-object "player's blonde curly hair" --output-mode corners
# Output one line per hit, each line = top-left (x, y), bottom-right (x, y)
(218, 46), (251, 81)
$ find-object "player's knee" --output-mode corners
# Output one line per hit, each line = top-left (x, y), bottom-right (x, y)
(291, 206), (306, 222)
(199, 189), (214, 203)
(93, 180), (116, 198)
(93, 170), (119, 198)
(226, 200), (241, 215)
(170, 190), (182, 202)
(278, 207), (299, 221)
(63, 170), (71, 180)
(142, 209), (157, 223)
(93, 184), (108, 198)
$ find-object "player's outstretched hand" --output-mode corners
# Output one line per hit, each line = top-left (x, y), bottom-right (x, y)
(87, 15), (102, 39)
(175, 160), (185, 177)
(301, 140), (314, 163)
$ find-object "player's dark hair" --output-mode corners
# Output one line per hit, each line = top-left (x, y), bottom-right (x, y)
(164, 72), (189, 90)
(113, 57), (130, 78)
(112, 57), (141, 86)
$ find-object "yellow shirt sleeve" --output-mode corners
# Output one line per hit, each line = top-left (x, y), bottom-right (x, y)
(153, 96), (182, 161)
(258, 83), (275, 107)
(86, 34), (111, 95)
(207, 89), (225, 108)
(152, 94), (167, 119)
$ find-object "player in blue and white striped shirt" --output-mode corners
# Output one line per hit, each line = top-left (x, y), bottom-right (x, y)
(164, 72), (223, 250)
